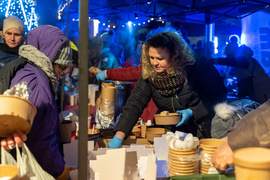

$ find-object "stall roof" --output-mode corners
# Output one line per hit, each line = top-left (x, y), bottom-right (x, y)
(59, 0), (270, 24)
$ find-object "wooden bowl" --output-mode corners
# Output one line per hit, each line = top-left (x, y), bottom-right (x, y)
(199, 138), (226, 148)
(146, 127), (170, 142)
(154, 113), (180, 125)
(0, 95), (37, 137)
(130, 127), (141, 137)
(0, 165), (19, 180)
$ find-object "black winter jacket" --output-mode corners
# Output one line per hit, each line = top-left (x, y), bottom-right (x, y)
(114, 54), (227, 138)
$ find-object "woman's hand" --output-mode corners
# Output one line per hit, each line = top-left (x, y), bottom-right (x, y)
(176, 108), (193, 127)
(1, 130), (27, 150)
(211, 142), (234, 171)
(107, 131), (125, 149)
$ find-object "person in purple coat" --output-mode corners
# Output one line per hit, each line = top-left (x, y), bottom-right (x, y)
(0, 25), (72, 180)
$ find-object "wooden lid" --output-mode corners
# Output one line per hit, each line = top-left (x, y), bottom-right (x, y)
(234, 147), (270, 169)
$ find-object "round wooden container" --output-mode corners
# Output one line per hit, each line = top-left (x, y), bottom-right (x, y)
(234, 147), (270, 180)
(0, 95), (37, 137)
(154, 113), (180, 125)
(0, 165), (19, 180)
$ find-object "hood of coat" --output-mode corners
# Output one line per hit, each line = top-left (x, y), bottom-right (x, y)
(27, 25), (69, 62)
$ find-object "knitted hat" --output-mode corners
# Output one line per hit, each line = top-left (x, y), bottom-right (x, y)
(3, 16), (25, 35)
(54, 42), (73, 66)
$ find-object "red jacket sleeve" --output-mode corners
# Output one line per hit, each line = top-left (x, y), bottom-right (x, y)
(107, 64), (142, 81)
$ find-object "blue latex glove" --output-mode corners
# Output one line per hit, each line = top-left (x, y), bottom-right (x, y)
(176, 109), (193, 127)
(95, 71), (106, 82)
(108, 135), (123, 149)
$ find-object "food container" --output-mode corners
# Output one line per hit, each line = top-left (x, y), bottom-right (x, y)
(61, 120), (72, 143)
(199, 138), (226, 174)
(0, 95), (37, 137)
(146, 127), (170, 142)
(234, 147), (270, 180)
(154, 113), (180, 125)
(0, 165), (19, 180)
(130, 126), (141, 137)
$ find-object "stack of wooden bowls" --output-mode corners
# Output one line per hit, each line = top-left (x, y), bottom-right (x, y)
(168, 147), (199, 176)
(146, 127), (170, 143)
(199, 138), (226, 174)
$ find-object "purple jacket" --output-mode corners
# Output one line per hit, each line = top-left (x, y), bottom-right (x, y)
(10, 25), (69, 178)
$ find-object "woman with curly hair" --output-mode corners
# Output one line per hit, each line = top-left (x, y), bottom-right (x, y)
(108, 27), (227, 148)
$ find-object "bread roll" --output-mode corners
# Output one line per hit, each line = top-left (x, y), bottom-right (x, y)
(160, 111), (169, 116)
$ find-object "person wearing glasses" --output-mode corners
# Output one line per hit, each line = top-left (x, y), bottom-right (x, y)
(0, 16), (25, 69)
(0, 25), (72, 180)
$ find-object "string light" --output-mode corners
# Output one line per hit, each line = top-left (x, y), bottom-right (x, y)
(58, 0), (73, 20)
(1, 0), (38, 33)
(135, 13), (138, 19)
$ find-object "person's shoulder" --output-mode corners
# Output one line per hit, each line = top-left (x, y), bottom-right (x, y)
(193, 52), (208, 65)
(14, 64), (50, 85)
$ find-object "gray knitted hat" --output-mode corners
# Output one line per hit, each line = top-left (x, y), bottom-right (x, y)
(54, 42), (73, 66)
(3, 16), (25, 35)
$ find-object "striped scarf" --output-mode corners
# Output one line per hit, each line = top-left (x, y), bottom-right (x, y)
(151, 72), (185, 96)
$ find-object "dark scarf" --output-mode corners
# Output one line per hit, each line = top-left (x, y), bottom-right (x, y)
(151, 72), (185, 96)
(0, 43), (20, 55)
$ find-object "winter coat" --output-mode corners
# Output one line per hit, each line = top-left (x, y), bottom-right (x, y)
(0, 26), (69, 178)
(0, 44), (20, 69)
(228, 99), (270, 151)
(107, 64), (158, 122)
(211, 99), (260, 139)
(107, 64), (142, 81)
(114, 53), (227, 138)
(233, 56), (270, 104)
(99, 48), (120, 70)
(118, 53), (140, 68)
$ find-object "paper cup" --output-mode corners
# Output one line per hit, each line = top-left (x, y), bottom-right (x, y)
(61, 120), (72, 143)
(101, 86), (116, 101)
(234, 147), (270, 180)
(0, 165), (19, 180)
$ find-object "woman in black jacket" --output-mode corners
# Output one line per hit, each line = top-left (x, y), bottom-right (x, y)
(108, 28), (227, 148)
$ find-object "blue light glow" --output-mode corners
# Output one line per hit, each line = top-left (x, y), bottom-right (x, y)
(214, 36), (218, 54)
(241, 33), (247, 45)
(127, 21), (132, 26)
(1, 0), (38, 33)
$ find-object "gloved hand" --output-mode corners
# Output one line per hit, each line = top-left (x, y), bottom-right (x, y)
(108, 135), (123, 149)
(176, 108), (193, 127)
(95, 71), (106, 82)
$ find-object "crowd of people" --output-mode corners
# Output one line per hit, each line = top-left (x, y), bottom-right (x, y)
(1, 14), (270, 178)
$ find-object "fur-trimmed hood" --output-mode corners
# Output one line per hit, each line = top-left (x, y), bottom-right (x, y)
(211, 99), (260, 139)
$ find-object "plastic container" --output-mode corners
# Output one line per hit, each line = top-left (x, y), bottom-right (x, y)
(0, 95), (37, 137)
(114, 81), (132, 121)
(234, 147), (270, 180)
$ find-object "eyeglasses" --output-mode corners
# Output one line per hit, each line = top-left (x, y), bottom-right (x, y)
(57, 64), (66, 76)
